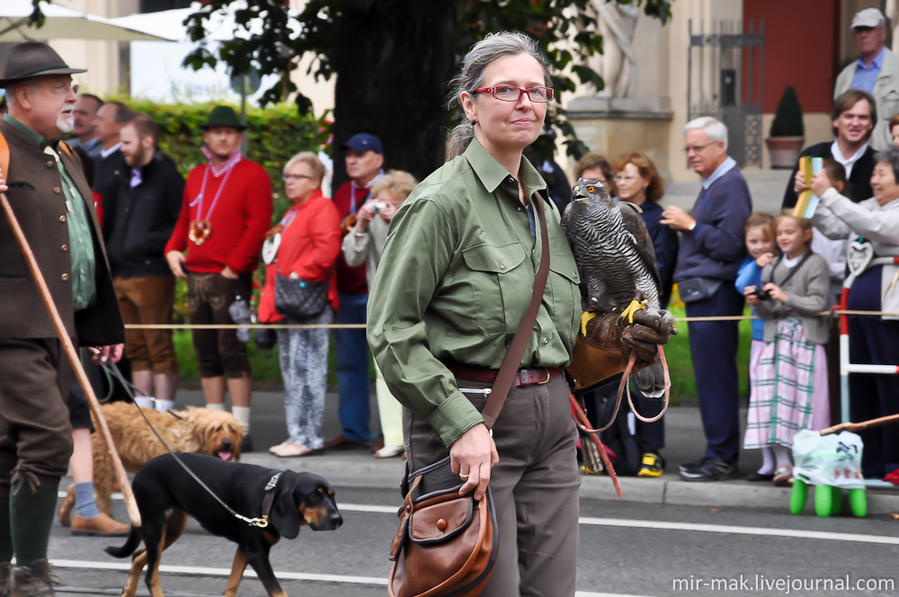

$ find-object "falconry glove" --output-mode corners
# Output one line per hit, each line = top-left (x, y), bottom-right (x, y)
(580, 311), (671, 365)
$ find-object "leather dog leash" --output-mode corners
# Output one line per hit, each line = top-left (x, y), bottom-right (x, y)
(104, 361), (278, 528)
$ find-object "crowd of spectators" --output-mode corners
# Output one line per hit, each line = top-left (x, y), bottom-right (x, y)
(565, 7), (899, 484)
(41, 5), (899, 497)
(7, 13), (899, 595)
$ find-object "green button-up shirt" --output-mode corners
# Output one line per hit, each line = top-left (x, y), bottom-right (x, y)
(367, 138), (581, 446)
(4, 114), (96, 310)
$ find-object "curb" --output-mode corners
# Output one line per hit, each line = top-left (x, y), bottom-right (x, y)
(238, 452), (899, 516)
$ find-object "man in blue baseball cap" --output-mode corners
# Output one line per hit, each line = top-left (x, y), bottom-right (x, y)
(326, 133), (385, 451)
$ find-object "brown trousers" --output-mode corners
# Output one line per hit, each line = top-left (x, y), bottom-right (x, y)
(114, 274), (178, 373)
(405, 374), (580, 597)
(187, 272), (252, 378)
(0, 339), (73, 493)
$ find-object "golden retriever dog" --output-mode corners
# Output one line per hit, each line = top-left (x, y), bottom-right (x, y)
(58, 402), (243, 527)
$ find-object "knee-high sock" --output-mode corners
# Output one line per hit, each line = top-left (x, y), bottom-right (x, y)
(757, 446), (775, 475)
(0, 496), (11, 562)
(10, 483), (58, 566)
(231, 406), (250, 434)
(773, 445), (792, 469)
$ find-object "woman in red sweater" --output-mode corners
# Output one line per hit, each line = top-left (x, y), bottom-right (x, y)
(259, 152), (341, 457)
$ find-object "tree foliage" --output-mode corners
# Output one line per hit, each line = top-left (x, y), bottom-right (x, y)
(30, 0), (673, 179)
(175, 0), (671, 160)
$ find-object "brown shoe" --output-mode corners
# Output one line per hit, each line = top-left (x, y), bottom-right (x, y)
(0, 561), (10, 597)
(71, 513), (131, 536)
(11, 559), (56, 597)
(323, 433), (367, 450)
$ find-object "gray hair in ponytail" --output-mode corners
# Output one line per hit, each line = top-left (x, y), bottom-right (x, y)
(444, 32), (552, 161)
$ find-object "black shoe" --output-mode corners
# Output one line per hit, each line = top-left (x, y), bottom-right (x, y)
(678, 457), (709, 474)
(746, 471), (774, 482)
(240, 434), (253, 453)
(678, 457), (734, 482)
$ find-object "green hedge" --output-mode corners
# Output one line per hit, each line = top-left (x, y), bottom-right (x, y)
(124, 99), (330, 219)
(110, 100), (330, 323)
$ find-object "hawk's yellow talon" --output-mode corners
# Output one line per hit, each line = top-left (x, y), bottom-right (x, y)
(580, 311), (596, 337)
(620, 299), (647, 324)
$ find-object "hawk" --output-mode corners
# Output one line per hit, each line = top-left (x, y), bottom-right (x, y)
(561, 178), (675, 397)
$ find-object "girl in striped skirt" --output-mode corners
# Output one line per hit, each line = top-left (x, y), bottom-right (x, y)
(743, 213), (831, 485)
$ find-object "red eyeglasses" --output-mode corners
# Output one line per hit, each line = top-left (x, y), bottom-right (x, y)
(473, 86), (554, 103)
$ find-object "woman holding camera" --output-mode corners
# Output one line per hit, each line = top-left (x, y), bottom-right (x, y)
(258, 152), (340, 457)
(342, 170), (417, 459)
(806, 149), (899, 478)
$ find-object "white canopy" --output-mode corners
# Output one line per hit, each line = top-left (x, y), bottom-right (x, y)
(0, 0), (176, 42)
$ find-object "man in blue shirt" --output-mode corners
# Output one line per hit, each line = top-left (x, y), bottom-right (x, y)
(834, 7), (899, 151)
(661, 116), (752, 482)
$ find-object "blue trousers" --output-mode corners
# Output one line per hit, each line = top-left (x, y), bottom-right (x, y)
(335, 292), (371, 443)
(685, 284), (744, 464)
(847, 266), (899, 477)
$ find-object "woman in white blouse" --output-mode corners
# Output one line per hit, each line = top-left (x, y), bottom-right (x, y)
(807, 149), (899, 479)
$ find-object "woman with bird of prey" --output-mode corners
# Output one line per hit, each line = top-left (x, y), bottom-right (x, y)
(368, 32), (671, 595)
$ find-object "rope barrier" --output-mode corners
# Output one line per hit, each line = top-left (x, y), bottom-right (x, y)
(126, 323), (366, 329)
(123, 308), (899, 330)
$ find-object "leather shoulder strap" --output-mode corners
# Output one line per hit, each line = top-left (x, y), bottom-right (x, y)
(480, 193), (551, 429)
(0, 131), (9, 179)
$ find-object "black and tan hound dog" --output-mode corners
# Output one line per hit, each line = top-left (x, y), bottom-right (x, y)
(106, 452), (342, 597)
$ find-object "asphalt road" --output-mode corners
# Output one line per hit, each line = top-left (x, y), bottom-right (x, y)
(49, 486), (899, 597)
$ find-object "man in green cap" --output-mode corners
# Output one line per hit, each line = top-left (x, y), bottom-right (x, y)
(165, 105), (272, 447)
(0, 42), (125, 594)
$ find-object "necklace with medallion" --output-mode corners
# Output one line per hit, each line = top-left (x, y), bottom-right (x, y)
(189, 162), (236, 245)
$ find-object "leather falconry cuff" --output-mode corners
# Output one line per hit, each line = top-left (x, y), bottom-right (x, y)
(581, 311), (675, 365)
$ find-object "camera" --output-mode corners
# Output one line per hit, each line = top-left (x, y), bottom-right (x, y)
(368, 200), (388, 215)
(752, 288), (771, 300)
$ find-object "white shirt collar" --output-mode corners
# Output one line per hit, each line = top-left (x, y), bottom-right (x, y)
(701, 156), (737, 189)
(830, 140), (868, 178)
(100, 142), (122, 159)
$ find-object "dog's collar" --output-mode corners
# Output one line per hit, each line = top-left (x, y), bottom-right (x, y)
(258, 472), (283, 528)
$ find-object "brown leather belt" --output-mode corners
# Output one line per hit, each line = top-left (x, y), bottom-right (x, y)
(445, 361), (563, 387)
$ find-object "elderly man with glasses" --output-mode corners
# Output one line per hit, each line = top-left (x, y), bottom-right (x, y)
(661, 116), (752, 482)
(0, 41), (125, 593)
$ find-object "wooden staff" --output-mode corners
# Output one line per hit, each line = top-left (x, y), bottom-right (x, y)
(0, 191), (141, 527)
(820, 413), (899, 436)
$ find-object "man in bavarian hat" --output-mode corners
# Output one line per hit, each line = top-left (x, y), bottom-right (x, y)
(165, 106), (271, 448)
(0, 42), (125, 593)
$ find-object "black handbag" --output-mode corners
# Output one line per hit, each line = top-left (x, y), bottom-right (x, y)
(274, 274), (328, 319)
(677, 276), (722, 303)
